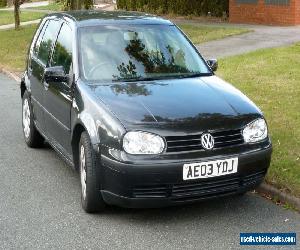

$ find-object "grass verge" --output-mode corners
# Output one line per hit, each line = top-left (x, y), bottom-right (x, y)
(178, 24), (250, 44)
(0, 10), (45, 26)
(218, 45), (300, 197)
(28, 2), (64, 11)
(0, 24), (37, 72)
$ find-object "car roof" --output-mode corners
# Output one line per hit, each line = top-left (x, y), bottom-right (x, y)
(48, 10), (173, 27)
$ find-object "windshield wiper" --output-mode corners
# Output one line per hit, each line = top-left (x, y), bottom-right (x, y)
(112, 77), (155, 82)
(177, 73), (212, 79)
(112, 73), (212, 82)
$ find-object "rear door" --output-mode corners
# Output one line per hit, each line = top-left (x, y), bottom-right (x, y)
(29, 19), (62, 133)
(44, 22), (73, 155)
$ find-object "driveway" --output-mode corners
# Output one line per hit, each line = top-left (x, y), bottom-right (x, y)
(0, 73), (299, 249)
(190, 23), (300, 59)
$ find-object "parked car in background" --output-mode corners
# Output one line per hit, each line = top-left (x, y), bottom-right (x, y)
(21, 11), (272, 213)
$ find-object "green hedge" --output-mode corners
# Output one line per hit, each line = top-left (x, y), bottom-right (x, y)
(117, 0), (229, 17)
(0, 0), (7, 8)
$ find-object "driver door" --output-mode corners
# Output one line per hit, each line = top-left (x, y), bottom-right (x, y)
(43, 23), (73, 156)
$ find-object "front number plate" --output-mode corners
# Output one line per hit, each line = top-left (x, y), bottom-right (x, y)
(183, 158), (238, 180)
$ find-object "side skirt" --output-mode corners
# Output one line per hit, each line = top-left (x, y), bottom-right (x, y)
(34, 121), (75, 169)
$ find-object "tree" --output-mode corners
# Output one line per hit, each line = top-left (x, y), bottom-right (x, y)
(63, 0), (93, 10)
(0, 0), (8, 8)
(13, 0), (25, 29)
(13, 0), (21, 29)
(13, 0), (19, 29)
(83, 0), (93, 9)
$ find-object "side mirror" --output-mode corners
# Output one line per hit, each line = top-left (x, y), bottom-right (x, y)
(44, 66), (68, 83)
(207, 59), (218, 72)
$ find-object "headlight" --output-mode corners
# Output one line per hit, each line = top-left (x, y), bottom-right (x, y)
(123, 131), (165, 155)
(243, 118), (268, 143)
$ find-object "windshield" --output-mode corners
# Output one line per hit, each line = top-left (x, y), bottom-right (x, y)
(78, 25), (211, 82)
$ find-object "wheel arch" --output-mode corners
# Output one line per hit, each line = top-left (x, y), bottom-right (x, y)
(71, 115), (101, 170)
(71, 123), (87, 170)
(20, 72), (31, 99)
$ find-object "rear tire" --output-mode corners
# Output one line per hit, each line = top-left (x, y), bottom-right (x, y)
(22, 91), (44, 148)
(79, 131), (105, 213)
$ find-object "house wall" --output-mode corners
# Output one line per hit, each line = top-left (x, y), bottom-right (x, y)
(229, 0), (300, 25)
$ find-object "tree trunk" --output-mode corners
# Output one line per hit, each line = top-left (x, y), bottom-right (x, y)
(68, 0), (93, 10)
(69, 0), (74, 10)
(13, 0), (20, 30)
(84, 0), (93, 9)
(69, 0), (80, 10)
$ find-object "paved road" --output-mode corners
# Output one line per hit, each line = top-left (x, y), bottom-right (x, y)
(0, 19), (41, 31)
(0, 73), (299, 249)
(20, 1), (49, 9)
(188, 23), (300, 59)
(0, 1), (49, 11)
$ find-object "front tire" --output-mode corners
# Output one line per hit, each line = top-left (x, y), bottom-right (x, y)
(79, 131), (105, 213)
(22, 91), (44, 148)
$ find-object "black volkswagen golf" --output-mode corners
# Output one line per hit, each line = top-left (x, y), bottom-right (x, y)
(21, 11), (272, 213)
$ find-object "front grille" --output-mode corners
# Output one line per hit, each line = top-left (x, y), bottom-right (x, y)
(165, 129), (244, 153)
(132, 170), (266, 200)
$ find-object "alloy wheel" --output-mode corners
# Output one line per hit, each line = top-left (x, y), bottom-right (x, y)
(80, 145), (87, 200)
(23, 99), (31, 139)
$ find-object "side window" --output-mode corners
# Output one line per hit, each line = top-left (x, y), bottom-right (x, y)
(35, 20), (61, 65)
(51, 23), (73, 74)
(33, 20), (49, 56)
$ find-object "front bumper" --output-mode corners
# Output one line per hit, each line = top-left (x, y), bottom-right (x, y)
(99, 145), (272, 208)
